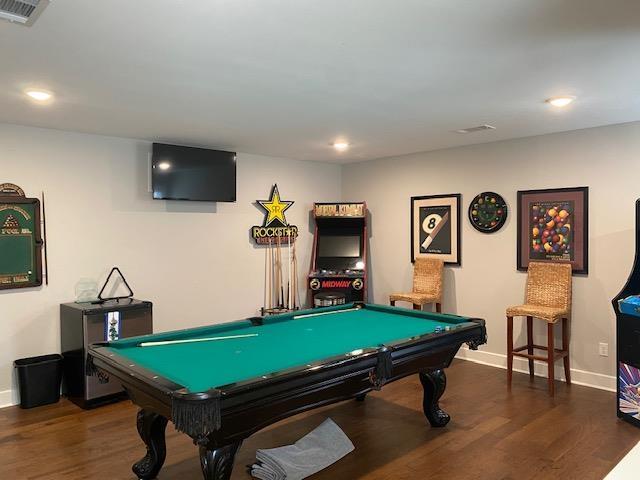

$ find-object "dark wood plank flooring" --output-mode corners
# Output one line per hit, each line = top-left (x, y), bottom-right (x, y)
(1, 360), (638, 479)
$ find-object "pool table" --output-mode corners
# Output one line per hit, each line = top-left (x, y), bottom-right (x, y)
(88, 302), (486, 480)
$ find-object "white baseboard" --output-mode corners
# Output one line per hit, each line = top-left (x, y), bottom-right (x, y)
(0, 389), (18, 409)
(456, 346), (616, 392)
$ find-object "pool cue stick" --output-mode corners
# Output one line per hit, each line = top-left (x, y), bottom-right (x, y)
(288, 234), (292, 310)
(139, 333), (258, 347)
(274, 237), (278, 309)
(280, 237), (285, 308)
(292, 238), (298, 309)
(270, 238), (274, 310)
(293, 306), (361, 320)
(277, 236), (283, 307)
(41, 191), (49, 285)
(273, 237), (278, 307)
(267, 239), (272, 310)
(264, 240), (268, 313)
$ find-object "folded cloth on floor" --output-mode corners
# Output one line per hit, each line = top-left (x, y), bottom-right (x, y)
(250, 418), (355, 480)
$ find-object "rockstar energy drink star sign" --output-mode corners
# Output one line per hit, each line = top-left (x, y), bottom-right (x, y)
(251, 185), (299, 245)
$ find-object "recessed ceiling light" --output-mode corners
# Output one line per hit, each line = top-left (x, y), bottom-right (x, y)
(546, 96), (576, 108)
(157, 162), (171, 171)
(25, 89), (53, 102)
(332, 141), (350, 152)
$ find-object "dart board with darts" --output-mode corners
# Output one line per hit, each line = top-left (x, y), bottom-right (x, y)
(468, 192), (508, 233)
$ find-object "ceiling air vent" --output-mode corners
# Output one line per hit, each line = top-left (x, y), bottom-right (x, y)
(455, 124), (496, 134)
(0, 0), (50, 26)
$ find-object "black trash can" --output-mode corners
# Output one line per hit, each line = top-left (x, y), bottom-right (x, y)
(14, 354), (63, 409)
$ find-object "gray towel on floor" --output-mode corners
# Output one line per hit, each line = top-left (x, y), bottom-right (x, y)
(250, 418), (355, 480)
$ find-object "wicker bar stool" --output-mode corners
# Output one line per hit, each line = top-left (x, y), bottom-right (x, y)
(506, 261), (573, 396)
(389, 258), (443, 312)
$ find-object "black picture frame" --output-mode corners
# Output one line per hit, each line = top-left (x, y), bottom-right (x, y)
(0, 195), (43, 290)
(411, 193), (461, 265)
(517, 186), (589, 274)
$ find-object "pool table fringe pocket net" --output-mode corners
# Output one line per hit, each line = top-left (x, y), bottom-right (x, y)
(85, 354), (109, 384)
(372, 347), (394, 389)
(171, 390), (222, 435)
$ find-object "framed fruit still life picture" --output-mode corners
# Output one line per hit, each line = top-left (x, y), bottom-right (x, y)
(517, 187), (588, 274)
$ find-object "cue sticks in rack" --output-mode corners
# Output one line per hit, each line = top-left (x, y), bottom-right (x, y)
(262, 235), (299, 315)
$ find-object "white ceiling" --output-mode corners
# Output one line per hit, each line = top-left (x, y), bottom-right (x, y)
(1, 0), (640, 163)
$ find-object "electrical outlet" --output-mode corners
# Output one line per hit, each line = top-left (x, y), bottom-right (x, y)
(599, 342), (609, 357)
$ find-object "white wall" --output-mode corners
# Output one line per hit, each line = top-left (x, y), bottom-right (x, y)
(0, 123), (341, 405)
(343, 121), (640, 390)
(2, 120), (638, 406)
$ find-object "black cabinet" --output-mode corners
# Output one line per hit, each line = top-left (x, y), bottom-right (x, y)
(60, 298), (152, 408)
(612, 199), (640, 428)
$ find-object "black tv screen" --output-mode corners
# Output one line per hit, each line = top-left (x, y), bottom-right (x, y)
(318, 235), (361, 258)
(151, 143), (236, 202)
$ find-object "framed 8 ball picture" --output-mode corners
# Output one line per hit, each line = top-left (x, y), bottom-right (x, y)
(468, 192), (507, 233)
(411, 194), (461, 265)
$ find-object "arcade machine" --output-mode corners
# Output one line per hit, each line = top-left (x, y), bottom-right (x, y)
(612, 198), (640, 428)
(308, 202), (367, 307)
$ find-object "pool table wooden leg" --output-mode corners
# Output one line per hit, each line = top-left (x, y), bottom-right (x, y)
(132, 409), (168, 480)
(419, 370), (450, 428)
(199, 440), (242, 480)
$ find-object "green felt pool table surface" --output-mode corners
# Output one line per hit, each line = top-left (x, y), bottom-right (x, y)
(104, 303), (475, 393)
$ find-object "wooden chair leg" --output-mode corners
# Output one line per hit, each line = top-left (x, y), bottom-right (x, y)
(413, 304), (421, 310)
(562, 318), (571, 385)
(526, 316), (534, 378)
(507, 316), (513, 390)
(390, 300), (395, 306)
(547, 322), (555, 396)
(435, 303), (442, 313)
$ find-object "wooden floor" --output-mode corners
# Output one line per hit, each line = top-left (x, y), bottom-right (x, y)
(1, 360), (639, 480)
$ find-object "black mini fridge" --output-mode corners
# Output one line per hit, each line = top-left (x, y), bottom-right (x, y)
(60, 299), (152, 408)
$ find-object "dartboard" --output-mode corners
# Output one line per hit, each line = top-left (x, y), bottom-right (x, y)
(468, 192), (507, 233)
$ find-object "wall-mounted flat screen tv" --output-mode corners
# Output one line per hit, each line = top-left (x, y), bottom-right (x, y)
(151, 143), (236, 202)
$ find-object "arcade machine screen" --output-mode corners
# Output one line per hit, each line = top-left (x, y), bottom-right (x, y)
(317, 235), (362, 269)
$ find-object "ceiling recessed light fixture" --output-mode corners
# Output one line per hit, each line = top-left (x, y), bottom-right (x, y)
(157, 161), (171, 171)
(25, 89), (53, 103)
(546, 96), (576, 108)
(332, 141), (350, 152)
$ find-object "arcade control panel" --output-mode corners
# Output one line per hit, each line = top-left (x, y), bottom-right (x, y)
(309, 269), (365, 303)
